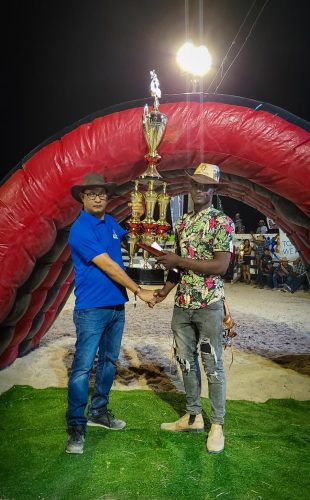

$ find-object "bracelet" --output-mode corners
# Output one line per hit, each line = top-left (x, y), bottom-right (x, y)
(134, 286), (142, 308)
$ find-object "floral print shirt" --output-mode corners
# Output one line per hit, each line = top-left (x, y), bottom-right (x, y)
(174, 206), (235, 309)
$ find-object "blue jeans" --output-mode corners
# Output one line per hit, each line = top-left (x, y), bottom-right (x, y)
(272, 273), (293, 289)
(290, 274), (308, 292)
(171, 300), (225, 424)
(67, 305), (125, 428)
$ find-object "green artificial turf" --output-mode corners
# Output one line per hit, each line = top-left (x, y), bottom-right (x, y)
(0, 386), (309, 500)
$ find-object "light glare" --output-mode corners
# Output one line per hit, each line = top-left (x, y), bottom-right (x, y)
(177, 42), (212, 76)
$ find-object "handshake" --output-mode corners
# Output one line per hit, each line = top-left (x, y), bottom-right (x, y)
(136, 287), (169, 308)
(134, 249), (181, 308)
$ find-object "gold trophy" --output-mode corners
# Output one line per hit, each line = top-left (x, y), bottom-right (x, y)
(157, 182), (170, 226)
(127, 232), (140, 267)
(128, 180), (144, 224)
(141, 180), (158, 266)
(140, 70), (168, 181)
(125, 70), (171, 283)
(156, 182), (171, 248)
(142, 180), (158, 224)
(126, 180), (143, 266)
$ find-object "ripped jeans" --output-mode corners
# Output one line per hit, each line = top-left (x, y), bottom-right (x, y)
(171, 300), (225, 424)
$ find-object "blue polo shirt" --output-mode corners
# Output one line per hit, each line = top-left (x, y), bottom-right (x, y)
(69, 210), (128, 309)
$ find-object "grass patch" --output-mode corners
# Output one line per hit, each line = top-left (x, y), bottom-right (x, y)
(0, 386), (309, 499)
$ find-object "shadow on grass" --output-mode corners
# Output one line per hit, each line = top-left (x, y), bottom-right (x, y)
(152, 390), (211, 431)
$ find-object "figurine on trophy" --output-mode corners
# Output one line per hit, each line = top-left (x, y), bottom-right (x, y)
(150, 69), (161, 110)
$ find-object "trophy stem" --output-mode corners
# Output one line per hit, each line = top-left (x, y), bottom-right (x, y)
(140, 163), (162, 180)
(157, 182), (170, 226)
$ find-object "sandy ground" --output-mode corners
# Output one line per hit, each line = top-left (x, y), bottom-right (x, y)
(0, 283), (309, 402)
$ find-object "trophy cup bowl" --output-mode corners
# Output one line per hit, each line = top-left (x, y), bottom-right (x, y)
(142, 110), (168, 156)
(127, 180), (144, 224)
(140, 109), (168, 182)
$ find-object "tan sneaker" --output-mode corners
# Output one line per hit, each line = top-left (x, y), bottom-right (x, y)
(160, 413), (204, 432)
(206, 423), (224, 453)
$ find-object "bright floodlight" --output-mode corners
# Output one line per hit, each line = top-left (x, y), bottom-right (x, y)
(177, 42), (212, 76)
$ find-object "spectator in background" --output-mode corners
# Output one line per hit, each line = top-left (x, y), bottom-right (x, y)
(282, 256), (309, 293)
(256, 219), (268, 234)
(256, 248), (273, 288)
(264, 236), (272, 250)
(272, 257), (294, 290)
(252, 234), (266, 271)
(234, 213), (245, 233)
(241, 238), (252, 284)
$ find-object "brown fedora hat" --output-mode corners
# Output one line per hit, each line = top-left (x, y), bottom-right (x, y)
(186, 163), (227, 185)
(71, 172), (117, 203)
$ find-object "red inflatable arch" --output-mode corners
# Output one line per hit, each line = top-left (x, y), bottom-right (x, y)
(0, 93), (309, 369)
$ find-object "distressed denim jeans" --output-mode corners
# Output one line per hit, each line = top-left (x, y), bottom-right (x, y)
(67, 305), (125, 428)
(171, 300), (225, 424)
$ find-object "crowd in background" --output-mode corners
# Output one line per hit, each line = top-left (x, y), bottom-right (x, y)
(234, 213), (268, 235)
(227, 215), (309, 294)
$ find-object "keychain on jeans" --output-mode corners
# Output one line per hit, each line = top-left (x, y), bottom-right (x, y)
(134, 286), (142, 308)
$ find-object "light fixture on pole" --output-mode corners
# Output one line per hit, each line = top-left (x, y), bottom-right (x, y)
(176, 41), (212, 91)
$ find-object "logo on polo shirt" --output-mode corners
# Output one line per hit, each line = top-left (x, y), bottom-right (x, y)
(112, 230), (118, 239)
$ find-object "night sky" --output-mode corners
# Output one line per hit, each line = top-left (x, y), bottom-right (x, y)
(2, 0), (309, 230)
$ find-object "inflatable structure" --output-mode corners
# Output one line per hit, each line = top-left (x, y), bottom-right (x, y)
(0, 93), (309, 369)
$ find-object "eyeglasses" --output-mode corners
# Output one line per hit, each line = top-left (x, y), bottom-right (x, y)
(83, 191), (108, 200)
(190, 183), (214, 192)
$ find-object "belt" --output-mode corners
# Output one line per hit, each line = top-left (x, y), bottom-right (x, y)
(99, 304), (125, 311)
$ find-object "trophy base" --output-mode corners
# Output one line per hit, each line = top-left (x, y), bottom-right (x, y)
(125, 267), (165, 285)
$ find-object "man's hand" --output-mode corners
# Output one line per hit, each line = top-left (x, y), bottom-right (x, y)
(137, 288), (156, 305)
(153, 288), (168, 304)
(146, 288), (168, 308)
(156, 252), (181, 270)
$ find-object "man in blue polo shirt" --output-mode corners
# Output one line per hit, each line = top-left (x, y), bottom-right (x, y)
(66, 172), (154, 454)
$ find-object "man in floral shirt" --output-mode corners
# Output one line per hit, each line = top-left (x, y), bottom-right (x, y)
(153, 163), (234, 454)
